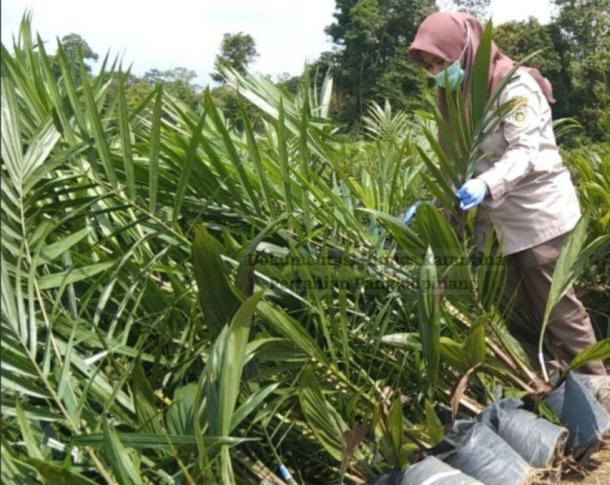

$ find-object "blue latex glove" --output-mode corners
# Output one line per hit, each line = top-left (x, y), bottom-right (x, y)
(456, 179), (488, 210)
(402, 201), (422, 224)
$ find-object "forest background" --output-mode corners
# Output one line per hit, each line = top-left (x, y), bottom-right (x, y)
(24, 0), (610, 142)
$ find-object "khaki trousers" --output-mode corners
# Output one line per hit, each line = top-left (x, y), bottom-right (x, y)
(500, 231), (607, 376)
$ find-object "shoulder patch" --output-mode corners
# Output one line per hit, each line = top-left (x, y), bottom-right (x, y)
(506, 95), (530, 126)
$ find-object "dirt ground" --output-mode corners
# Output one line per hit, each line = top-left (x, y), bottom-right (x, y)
(560, 443), (610, 485)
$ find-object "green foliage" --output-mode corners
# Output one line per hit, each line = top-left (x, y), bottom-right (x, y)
(298, 366), (353, 462)
(323, 0), (436, 127)
(50, 32), (99, 84)
(212, 32), (259, 83)
(275, 72), (302, 95)
(2, 14), (608, 485)
(451, 0), (491, 19)
(563, 146), (610, 336)
(417, 246), (442, 397)
(381, 398), (417, 466)
(552, 0), (610, 141)
(569, 339), (610, 371)
(143, 67), (202, 108)
(192, 224), (243, 339)
(537, 216), (608, 379)
(565, 147), (610, 246)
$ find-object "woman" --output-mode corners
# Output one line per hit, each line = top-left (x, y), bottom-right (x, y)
(404, 12), (608, 388)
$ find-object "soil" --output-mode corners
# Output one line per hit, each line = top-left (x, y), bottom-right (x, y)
(560, 443), (610, 485)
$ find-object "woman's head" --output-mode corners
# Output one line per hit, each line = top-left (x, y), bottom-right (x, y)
(407, 11), (555, 104)
(408, 12), (483, 88)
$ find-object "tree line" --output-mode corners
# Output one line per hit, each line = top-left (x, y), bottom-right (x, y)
(47, 0), (609, 141)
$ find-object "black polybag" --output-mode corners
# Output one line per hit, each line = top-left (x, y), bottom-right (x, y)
(365, 456), (484, 485)
(432, 420), (535, 485)
(476, 397), (568, 468)
(544, 372), (610, 453)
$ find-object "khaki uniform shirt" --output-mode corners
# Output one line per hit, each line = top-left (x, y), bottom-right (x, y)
(472, 68), (581, 256)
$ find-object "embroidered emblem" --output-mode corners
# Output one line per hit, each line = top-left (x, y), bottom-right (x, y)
(508, 96), (529, 127)
(514, 110), (527, 124)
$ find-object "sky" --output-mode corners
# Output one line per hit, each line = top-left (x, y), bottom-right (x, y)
(1, 0), (556, 87)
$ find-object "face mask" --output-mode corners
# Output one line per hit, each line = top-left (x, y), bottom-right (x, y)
(433, 60), (464, 89)
(432, 27), (470, 90)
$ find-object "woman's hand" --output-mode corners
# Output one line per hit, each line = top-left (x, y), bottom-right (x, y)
(456, 179), (488, 210)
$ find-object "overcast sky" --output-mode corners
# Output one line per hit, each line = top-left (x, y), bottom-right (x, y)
(1, 0), (556, 87)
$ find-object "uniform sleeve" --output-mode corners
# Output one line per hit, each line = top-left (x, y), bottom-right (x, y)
(476, 82), (542, 200)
